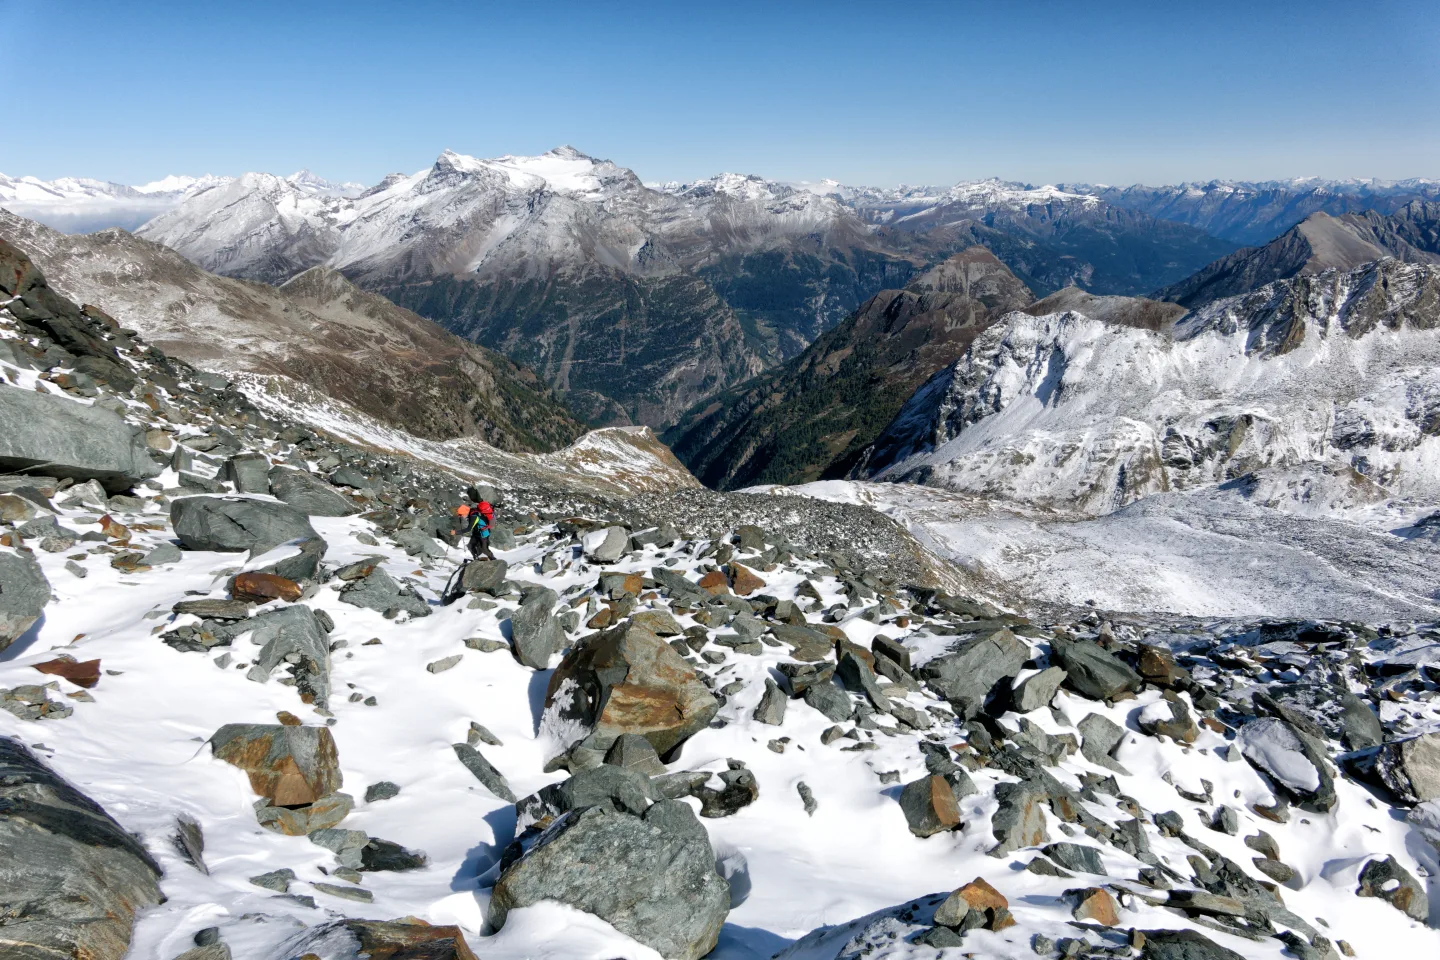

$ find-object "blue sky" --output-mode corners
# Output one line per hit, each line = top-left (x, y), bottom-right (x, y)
(6, 0), (1437, 187)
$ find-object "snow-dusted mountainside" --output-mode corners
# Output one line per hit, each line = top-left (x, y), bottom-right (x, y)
(1156, 203), (1440, 308)
(1072, 177), (1440, 246)
(0, 210), (583, 453)
(857, 258), (1440, 521)
(665, 248), (1035, 491)
(0, 172), (234, 233)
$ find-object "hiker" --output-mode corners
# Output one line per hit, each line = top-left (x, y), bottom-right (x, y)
(457, 498), (495, 560)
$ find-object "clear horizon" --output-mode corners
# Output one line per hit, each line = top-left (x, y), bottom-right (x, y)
(6, 0), (1437, 187)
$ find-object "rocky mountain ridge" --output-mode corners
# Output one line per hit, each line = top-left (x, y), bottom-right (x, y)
(1156, 204), (1440, 309)
(665, 247), (1036, 490)
(857, 258), (1440, 519)
(0, 210), (584, 453)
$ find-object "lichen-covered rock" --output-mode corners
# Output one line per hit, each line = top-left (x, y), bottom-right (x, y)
(1357, 855), (1428, 922)
(0, 737), (162, 960)
(489, 802), (729, 960)
(899, 774), (960, 837)
(271, 919), (480, 960)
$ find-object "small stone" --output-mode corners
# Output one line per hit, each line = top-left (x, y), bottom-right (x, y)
(797, 781), (817, 816)
(248, 868), (295, 892)
(365, 781), (401, 803)
(752, 678), (787, 725)
(453, 743), (516, 801)
(311, 881), (373, 903)
(427, 654), (463, 674)
(468, 722), (504, 747)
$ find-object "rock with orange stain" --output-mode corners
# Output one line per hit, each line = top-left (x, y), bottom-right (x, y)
(32, 657), (101, 688)
(210, 723), (341, 807)
(543, 620), (719, 763)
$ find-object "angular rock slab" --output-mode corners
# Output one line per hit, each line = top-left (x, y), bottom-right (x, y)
(0, 547), (50, 653)
(544, 620), (719, 760)
(0, 738), (162, 960)
(268, 465), (359, 517)
(242, 605), (334, 707)
(211, 722), (341, 806)
(920, 628), (1027, 718)
(510, 585), (564, 669)
(170, 495), (324, 556)
(0, 383), (160, 492)
(489, 802), (729, 960)
(273, 919), (479, 960)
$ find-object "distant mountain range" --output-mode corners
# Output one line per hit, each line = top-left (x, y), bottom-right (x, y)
(4, 153), (1435, 440)
(1063, 178), (1440, 245)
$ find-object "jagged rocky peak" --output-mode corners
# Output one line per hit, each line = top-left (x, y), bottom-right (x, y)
(906, 245), (1033, 299)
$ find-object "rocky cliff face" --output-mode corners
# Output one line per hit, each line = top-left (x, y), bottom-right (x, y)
(665, 248), (1034, 489)
(0, 210), (584, 453)
(862, 259), (1440, 515)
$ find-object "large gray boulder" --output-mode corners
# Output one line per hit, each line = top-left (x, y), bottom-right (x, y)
(0, 548), (49, 653)
(1051, 638), (1143, 701)
(0, 384), (160, 492)
(919, 628), (1028, 718)
(268, 466), (358, 517)
(1376, 732), (1440, 805)
(489, 801), (729, 960)
(170, 496), (323, 555)
(0, 737), (162, 959)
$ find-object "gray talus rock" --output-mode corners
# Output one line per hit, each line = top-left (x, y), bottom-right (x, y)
(1357, 855), (1428, 922)
(170, 495), (324, 556)
(1077, 712), (1131, 775)
(240, 605), (334, 707)
(919, 628), (1028, 718)
(270, 919), (480, 960)
(1051, 637), (1143, 700)
(1236, 717), (1337, 811)
(1376, 732), (1440, 805)
(543, 620), (719, 762)
(0, 384), (161, 493)
(583, 525), (629, 563)
(509, 585), (564, 669)
(453, 744), (516, 802)
(1013, 666), (1067, 712)
(267, 465), (358, 517)
(223, 453), (270, 494)
(752, 678), (787, 725)
(489, 802), (729, 960)
(1139, 928), (1248, 960)
(339, 566), (430, 618)
(459, 558), (508, 594)
(0, 738), (162, 960)
(0, 548), (49, 654)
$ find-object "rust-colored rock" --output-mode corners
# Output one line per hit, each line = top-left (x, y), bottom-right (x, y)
(231, 571), (303, 603)
(98, 515), (130, 543)
(543, 620), (720, 762)
(289, 919), (479, 960)
(727, 562), (766, 597)
(899, 775), (961, 837)
(697, 570), (730, 595)
(956, 877), (1008, 913)
(1070, 886), (1119, 925)
(586, 606), (614, 630)
(33, 657), (101, 688)
(210, 723), (341, 807)
(1138, 644), (1187, 686)
(276, 711), (302, 726)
